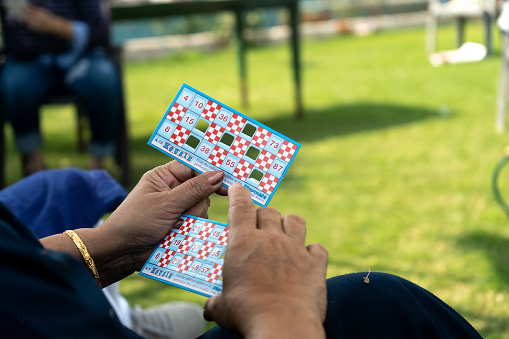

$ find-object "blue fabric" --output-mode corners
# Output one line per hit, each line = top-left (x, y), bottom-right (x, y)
(0, 48), (121, 156)
(0, 168), (127, 238)
(55, 20), (90, 69)
(199, 273), (482, 338)
(0, 202), (141, 338)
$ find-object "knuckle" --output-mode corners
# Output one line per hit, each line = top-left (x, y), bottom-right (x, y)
(229, 199), (253, 214)
(258, 207), (281, 219)
(285, 214), (306, 225)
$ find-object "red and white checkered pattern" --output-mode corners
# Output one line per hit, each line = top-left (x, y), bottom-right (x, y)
(176, 236), (194, 254)
(216, 228), (229, 247)
(169, 125), (191, 147)
(226, 115), (246, 135)
(201, 100), (221, 121)
(205, 263), (223, 283)
(229, 136), (249, 158)
(255, 149), (276, 172)
(204, 123), (225, 145)
(167, 103), (186, 123)
(196, 222), (214, 240)
(251, 128), (272, 148)
(160, 232), (177, 249)
(233, 159), (253, 181)
(207, 146), (228, 167)
(196, 241), (214, 260)
(259, 173), (279, 194)
(277, 140), (298, 162)
(157, 250), (176, 268)
(176, 255), (193, 273)
(177, 218), (196, 234)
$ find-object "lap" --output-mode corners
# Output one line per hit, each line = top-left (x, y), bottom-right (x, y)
(199, 273), (481, 339)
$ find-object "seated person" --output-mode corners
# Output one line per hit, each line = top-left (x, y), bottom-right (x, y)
(0, 0), (121, 174)
(0, 167), (205, 339)
(0, 161), (482, 338)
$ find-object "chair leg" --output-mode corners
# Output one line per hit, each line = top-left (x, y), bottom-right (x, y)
(496, 33), (509, 133)
(76, 104), (87, 153)
(0, 112), (5, 188)
(456, 16), (466, 48)
(115, 96), (130, 187)
(484, 11), (493, 56)
(426, 13), (438, 55)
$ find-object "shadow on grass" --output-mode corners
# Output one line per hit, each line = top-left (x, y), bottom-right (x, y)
(457, 231), (509, 288)
(122, 101), (440, 185)
(128, 102), (439, 153)
(18, 102), (438, 187)
(257, 102), (440, 143)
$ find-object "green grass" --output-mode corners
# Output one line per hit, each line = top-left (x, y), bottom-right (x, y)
(5, 23), (509, 337)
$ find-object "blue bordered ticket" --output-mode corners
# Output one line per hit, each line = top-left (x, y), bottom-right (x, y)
(140, 215), (228, 297)
(148, 84), (300, 206)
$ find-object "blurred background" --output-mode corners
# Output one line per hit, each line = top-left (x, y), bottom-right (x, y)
(2, 0), (509, 337)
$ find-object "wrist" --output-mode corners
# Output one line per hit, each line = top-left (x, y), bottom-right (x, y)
(50, 17), (73, 40)
(76, 227), (137, 287)
(242, 299), (325, 339)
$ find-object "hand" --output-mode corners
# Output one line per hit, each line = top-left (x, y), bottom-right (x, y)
(23, 4), (72, 39)
(203, 184), (328, 339)
(99, 161), (227, 271)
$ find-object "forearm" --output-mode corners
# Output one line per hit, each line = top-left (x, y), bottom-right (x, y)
(23, 5), (74, 41)
(245, 308), (326, 339)
(48, 17), (73, 41)
(40, 226), (136, 287)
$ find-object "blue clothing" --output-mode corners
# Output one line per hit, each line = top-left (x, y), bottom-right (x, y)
(0, 202), (141, 338)
(201, 273), (482, 338)
(0, 168), (127, 238)
(0, 0), (109, 58)
(0, 0), (121, 156)
(0, 168), (483, 338)
(0, 48), (121, 156)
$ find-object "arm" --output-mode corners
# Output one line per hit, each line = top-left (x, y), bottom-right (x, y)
(22, 4), (73, 41)
(40, 161), (227, 287)
(203, 184), (329, 339)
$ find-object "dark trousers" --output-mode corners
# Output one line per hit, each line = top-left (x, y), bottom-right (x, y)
(200, 272), (482, 338)
(0, 49), (120, 157)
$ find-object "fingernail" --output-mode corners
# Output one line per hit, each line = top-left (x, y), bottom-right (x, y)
(206, 171), (224, 185)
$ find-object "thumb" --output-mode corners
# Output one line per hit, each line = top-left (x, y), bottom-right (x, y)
(203, 296), (220, 322)
(164, 170), (224, 213)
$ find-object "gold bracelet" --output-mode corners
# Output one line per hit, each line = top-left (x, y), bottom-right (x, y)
(64, 230), (101, 287)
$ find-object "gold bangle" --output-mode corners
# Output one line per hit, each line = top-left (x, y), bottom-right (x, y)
(64, 230), (101, 287)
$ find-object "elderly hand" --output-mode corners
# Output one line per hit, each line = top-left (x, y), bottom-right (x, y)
(100, 161), (227, 271)
(203, 184), (328, 339)
(41, 161), (227, 288)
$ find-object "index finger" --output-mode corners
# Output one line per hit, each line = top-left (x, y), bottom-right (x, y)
(228, 184), (257, 237)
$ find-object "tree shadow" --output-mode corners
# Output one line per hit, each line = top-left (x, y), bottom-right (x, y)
(256, 102), (440, 143)
(125, 101), (440, 184)
(457, 231), (509, 289)
(129, 101), (440, 151)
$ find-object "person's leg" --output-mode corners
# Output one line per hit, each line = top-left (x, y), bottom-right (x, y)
(0, 57), (53, 174)
(199, 272), (482, 338)
(323, 272), (481, 338)
(64, 48), (121, 169)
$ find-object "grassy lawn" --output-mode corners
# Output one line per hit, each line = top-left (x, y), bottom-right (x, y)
(4, 23), (509, 337)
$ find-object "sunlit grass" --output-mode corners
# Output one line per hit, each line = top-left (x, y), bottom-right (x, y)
(4, 23), (509, 337)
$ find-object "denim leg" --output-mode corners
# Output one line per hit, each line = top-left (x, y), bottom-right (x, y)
(0, 58), (53, 154)
(65, 49), (120, 157)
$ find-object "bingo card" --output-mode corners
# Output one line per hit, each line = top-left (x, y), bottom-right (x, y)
(140, 215), (228, 297)
(148, 84), (300, 207)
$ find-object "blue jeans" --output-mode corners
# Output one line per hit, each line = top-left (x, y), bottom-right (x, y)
(0, 49), (121, 157)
